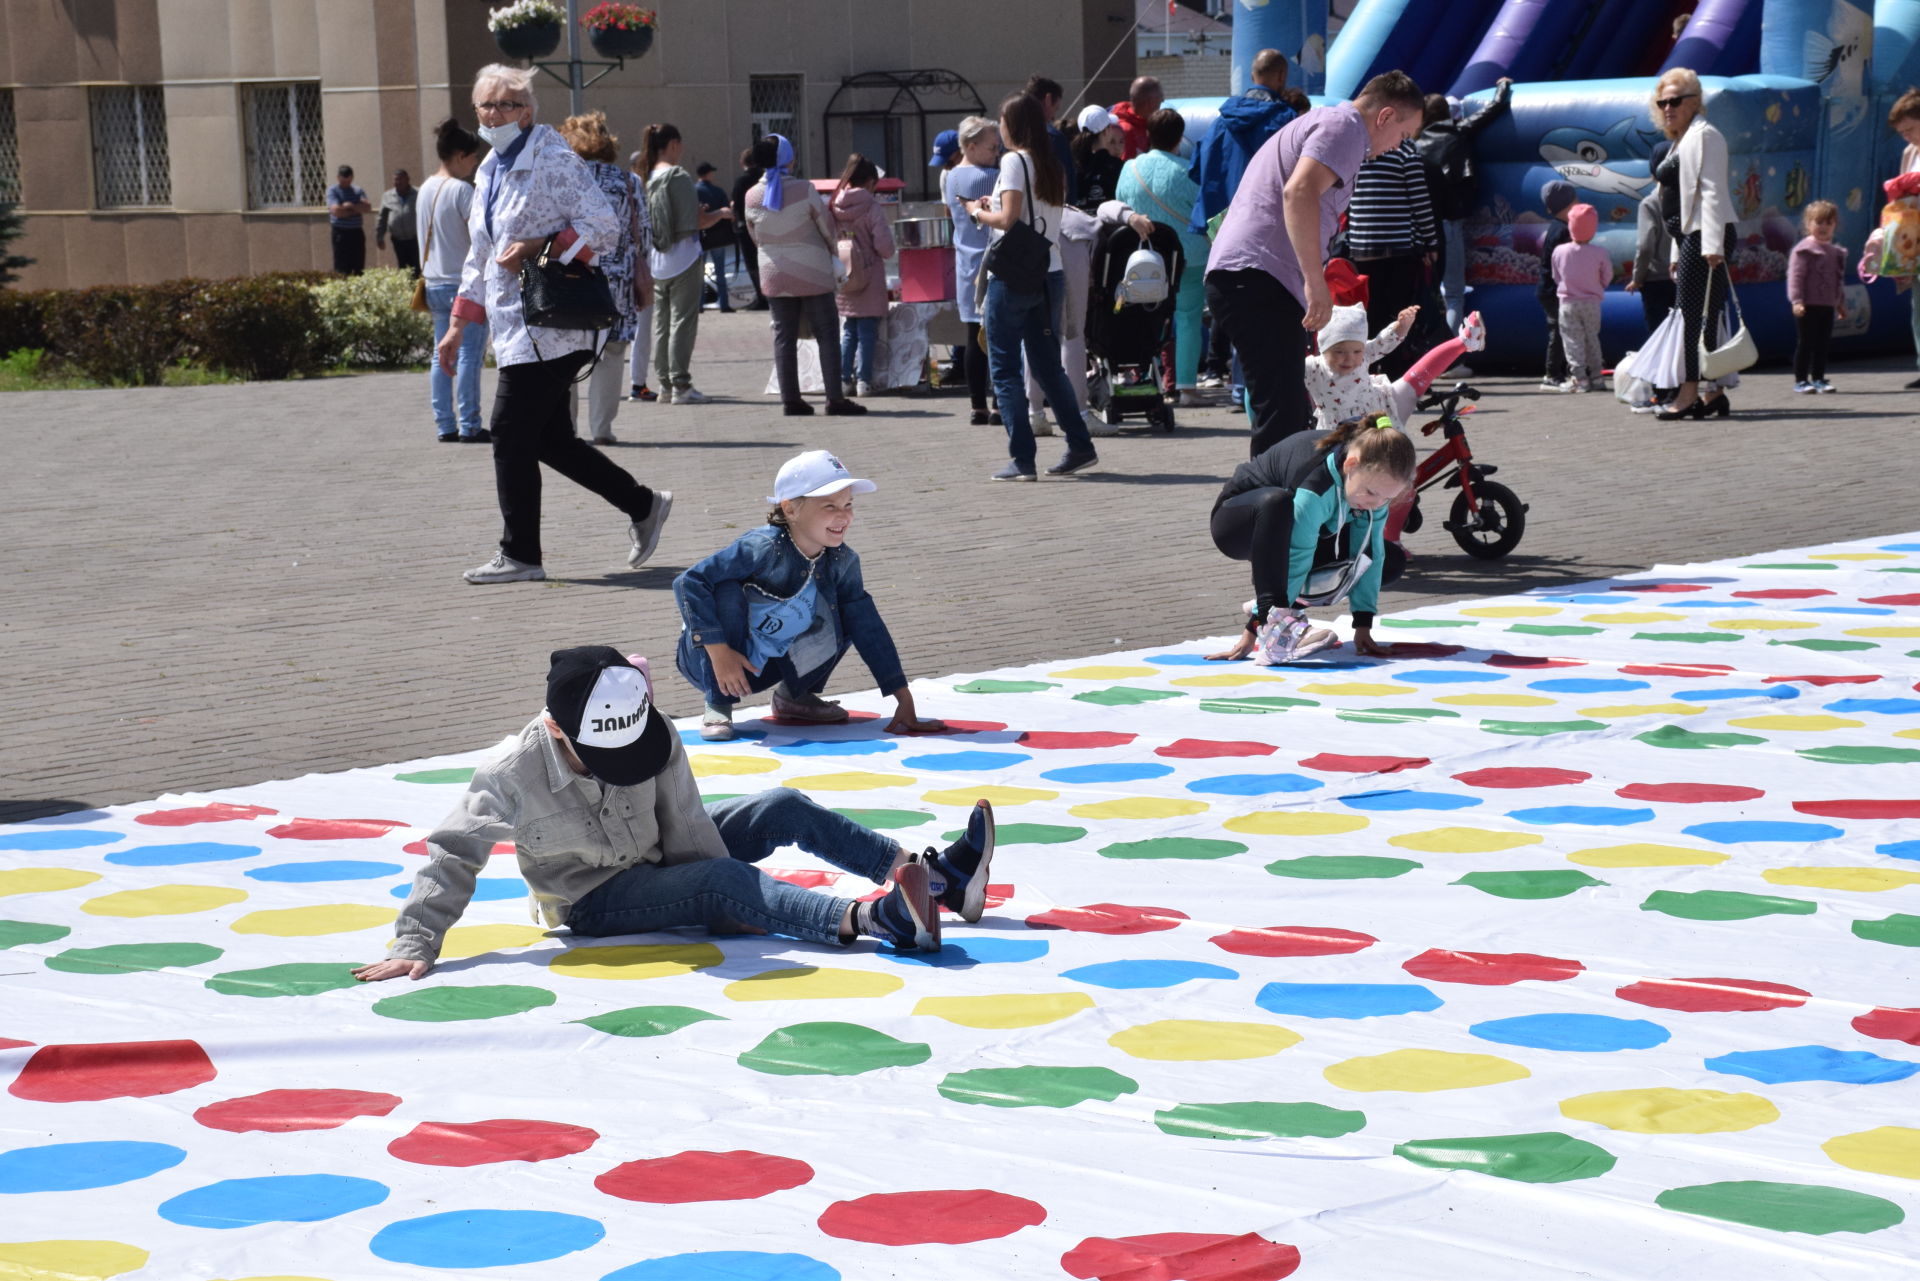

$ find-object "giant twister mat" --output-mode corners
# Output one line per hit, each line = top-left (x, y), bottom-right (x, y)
(6, 535), (1920, 1281)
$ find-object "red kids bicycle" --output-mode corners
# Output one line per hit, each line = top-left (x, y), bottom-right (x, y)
(1392, 383), (1527, 560)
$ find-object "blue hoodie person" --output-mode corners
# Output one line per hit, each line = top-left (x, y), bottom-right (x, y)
(1187, 87), (1296, 234)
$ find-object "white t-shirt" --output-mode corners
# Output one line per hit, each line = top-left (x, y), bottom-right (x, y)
(992, 148), (1065, 274)
(416, 174), (476, 286)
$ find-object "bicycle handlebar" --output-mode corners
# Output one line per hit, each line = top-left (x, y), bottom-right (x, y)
(1415, 382), (1481, 413)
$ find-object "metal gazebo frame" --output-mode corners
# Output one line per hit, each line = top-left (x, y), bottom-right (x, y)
(820, 69), (986, 202)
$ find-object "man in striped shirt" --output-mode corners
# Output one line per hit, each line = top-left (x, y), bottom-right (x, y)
(1347, 140), (1439, 379)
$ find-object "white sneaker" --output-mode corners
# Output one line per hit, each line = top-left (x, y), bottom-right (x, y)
(464, 551), (545, 584)
(674, 387), (711, 405)
(627, 489), (672, 568)
(856, 379), (873, 397)
(1538, 377), (1563, 391)
(1441, 364), (1474, 379)
(1087, 420), (1120, 437)
(1555, 378), (1581, 394)
(1793, 380), (1814, 394)
(1197, 373), (1226, 389)
(1031, 410), (1056, 437)
(1252, 609), (1311, 666)
(700, 709), (736, 742)
(659, 386), (676, 405)
(1458, 311), (1486, 353)
(1176, 388), (1206, 408)
(1814, 379), (1836, 394)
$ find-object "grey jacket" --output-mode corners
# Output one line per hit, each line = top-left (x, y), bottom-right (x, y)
(389, 716), (726, 963)
(1632, 190), (1673, 286)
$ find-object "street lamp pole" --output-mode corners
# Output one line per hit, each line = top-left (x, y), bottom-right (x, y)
(566, 0), (585, 115)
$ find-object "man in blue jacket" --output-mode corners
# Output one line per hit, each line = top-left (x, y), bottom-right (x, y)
(1187, 49), (1297, 236)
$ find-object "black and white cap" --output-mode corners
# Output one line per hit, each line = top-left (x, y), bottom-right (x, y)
(545, 646), (673, 786)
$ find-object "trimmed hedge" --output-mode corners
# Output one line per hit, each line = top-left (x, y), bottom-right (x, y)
(180, 272), (334, 380)
(41, 280), (199, 385)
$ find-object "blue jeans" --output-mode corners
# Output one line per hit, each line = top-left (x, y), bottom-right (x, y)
(708, 249), (735, 311)
(427, 283), (487, 436)
(676, 610), (848, 712)
(1441, 220), (1468, 332)
(983, 270), (1093, 469)
(564, 788), (898, 945)
(841, 315), (879, 386)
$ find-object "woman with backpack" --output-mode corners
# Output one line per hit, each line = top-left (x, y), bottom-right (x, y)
(831, 154), (896, 399)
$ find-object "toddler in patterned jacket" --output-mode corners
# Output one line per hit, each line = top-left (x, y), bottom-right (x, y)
(1306, 304), (1486, 433)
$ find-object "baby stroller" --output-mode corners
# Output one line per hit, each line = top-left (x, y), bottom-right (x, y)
(1085, 221), (1185, 432)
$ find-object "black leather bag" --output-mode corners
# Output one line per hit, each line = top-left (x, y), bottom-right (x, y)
(983, 152), (1052, 294)
(519, 238), (620, 330)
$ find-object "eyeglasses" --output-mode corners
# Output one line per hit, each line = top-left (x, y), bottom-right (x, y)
(1654, 95), (1696, 109)
(475, 100), (525, 113)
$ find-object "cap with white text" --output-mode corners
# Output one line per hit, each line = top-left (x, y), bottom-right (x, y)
(545, 646), (673, 786)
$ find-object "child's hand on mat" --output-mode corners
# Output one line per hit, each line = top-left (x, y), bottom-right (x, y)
(885, 690), (946, 735)
(705, 644), (760, 699)
(1207, 632), (1256, 661)
(353, 958), (431, 982)
(1394, 306), (1418, 336)
(1352, 628), (1391, 658)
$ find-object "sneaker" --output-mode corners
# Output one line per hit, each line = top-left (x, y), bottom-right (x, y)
(592, 432), (617, 445)
(1197, 373), (1227, 389)
(1045, 449), (1098, 476)
(700, 708), (736, 742)
(1292, 627), (1340, 659)
(627, 489), (672, 568)
(856, 379), (873, 397)
(674, 387), (712, 405)
(1087, 420), (1120, 437)
(464, 551), (545, 584)
(988, 410), (1003, 426)
(1176, 388), (1206, 408)
(783, 400), (816, 416)
(1538, 377), (1563, 391)
(1441, 364), (1475, 379)
(437, 432), (460, 442)
(970, 409), (991, 425)
(990, 462), (1037, 481)
(1815, 379), (1836, 394)
(770, 688), (850, 724)
(863, 858), (939, 952)
(1906, 376), (1920, 390)
(627, 384), (643, 401)
(1459, 311), (1486, 353)
(926, 799), (996, 923)
(825, 399), (868, 416)
(462, 429), (492, 443)
(1252, 608), (1310, 666)
(1031, 410), (1056, 437)
(1793, 380), (1815, 394)
(636, 385), (659, 402)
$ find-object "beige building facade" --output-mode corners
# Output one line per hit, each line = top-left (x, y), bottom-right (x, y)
(1, 0), (1137, 290)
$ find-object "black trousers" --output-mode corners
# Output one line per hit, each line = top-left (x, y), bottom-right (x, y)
(1538, 291), (1567, 382)
(1638, 279), (1676, 333)
(1212, 486), (1407, 621)
(1206, 268), (1308, 457)
(331, 226), (365, 275)
(768, 293), (844, 404)
(1795, 304), (1835, 383)
(1358, 253), (1426, 378)
(390, 237), (420, 276)
(490, 349), (655, 566)
(739, 229), (765, 304)
(962, 321), (990, 410)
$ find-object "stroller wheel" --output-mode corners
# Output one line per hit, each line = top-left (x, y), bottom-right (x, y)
(1102, 400), (1126, 426)
(1154, 405), (1175, 432)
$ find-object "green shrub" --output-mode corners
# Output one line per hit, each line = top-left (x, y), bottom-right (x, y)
(0, 288), (50, 356)
(180, 272), (332, 380)
(309, 267), (431, 367)
(39, 280), (196, 385)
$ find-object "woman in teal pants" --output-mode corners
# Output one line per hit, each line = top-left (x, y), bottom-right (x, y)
(1116, 108), (1210, 407)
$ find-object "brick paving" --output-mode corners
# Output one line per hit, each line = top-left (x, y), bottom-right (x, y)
(5, 312), (1918, 821)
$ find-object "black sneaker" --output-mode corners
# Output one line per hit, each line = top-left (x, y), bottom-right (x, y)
(463, 429), (493, 443)
(928, 799), (995, 923)
(437, 432), (460, 443)
(864, 859), (939, 951)
(825, 399), (868, 416)
(1045, 449), (1099, 476)
(783, 400), (816, 416)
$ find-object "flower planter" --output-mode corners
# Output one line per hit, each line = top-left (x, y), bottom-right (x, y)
(494, 19), (561, 60)
(588, 23), (653, 59)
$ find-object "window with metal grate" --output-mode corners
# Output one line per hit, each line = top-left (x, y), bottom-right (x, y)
(90, 85), (171, 208)
(243, 83), (327, 209)
(0, 90), (19, 204)
(749, 74), (804, 173)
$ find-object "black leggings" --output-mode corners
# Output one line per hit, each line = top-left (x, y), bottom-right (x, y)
(1674, 225), (1734, 383)
(1794, 305), (1834, 383)
(1212, 486), (1405, 620)
(963, 322), (989, 410)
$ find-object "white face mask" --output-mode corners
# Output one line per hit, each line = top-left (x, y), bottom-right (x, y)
(478, 120), (524, 152)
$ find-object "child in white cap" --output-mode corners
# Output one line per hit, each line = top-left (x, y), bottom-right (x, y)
(1306, 302), (1486, 432)
(674, 450), (945, 742)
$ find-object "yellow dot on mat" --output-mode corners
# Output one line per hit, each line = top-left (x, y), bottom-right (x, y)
(1069, 797), (1210, 820)
(1047, 665), (1160, 679)
(1324, 1049), (1528, 1093)
(1728, 714), (1864, 731)
(688, 754), (781, 776)
(923, 785), (1058, 807)
(551, 942), (724, 980)
(1844, 626), (1920, 638)
(1435, 693), (1558, 707)
(1763, 867), (1920, 892)
(1824, 1127), (1920, 1180)
(914, 992), (1095, 1028)
(439, 924), (550, 960)
(1389, 828), (1544, 854)
(1707, 617), (1817, 631)
(1567, 844), (1727, 868)
(1813, 552), (1904, 561)
(1170, 672), (1289, 687)
(787, 772), (918, 792)
(1296, 683), (1406, 697)
(82, 884), (248, 918)
(1897, 728), (1920, 741)
(229, 904), (395, 936)
(1461, 605), (1561, 618)
(1225, 812), (1370, 836)
(1108, 1019), (1300, 1061)
(1579, 611), (1685, 624)
(1578, 703), (1705, 718)
(1560, 1088), (1778, 1134)
(0, 868), (102, 898)
(724, 966), (903, 1001)
(0, 1241), (150, 1281)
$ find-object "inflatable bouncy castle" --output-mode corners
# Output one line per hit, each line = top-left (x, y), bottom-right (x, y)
(1171, 0), (1920, 368)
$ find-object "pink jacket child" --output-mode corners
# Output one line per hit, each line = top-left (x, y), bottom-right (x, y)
(832, 185), (896, 319)
(1550, 203), (1611, 389)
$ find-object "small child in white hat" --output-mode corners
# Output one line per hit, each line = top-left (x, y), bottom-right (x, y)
(1306, 303), (1487, 432)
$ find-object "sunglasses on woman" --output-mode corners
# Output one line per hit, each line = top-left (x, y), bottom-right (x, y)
(1655, 95), (1696, 109)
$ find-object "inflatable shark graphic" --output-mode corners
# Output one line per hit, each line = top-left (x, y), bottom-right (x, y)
(1539, 118), (1661, 199)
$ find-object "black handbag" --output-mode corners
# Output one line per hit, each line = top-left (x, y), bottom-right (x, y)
(518, 238), (620, 330)
(983, 152), (1052, 293)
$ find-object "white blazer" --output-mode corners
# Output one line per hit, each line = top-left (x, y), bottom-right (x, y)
(1675, 115), (1733, 259)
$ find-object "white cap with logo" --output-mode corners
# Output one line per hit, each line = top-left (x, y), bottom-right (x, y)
(767, 450), (878, 504)
(1077, 105), (1114, 135)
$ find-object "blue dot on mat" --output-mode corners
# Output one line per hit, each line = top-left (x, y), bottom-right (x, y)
(24, 810), (112, 825)
(1062, 959), (1239, 989)
(1185, 773), (1322, 796)
(1541, 594), (1627, 604)
(1879, 542), (1920, 551)
(677, 727), (766, 744)
(1527, 678), (1650, 694)
(1389, 670), (1509, 684)
(0, 830), (122, 851)
(768, 739), (896, 756)
(1799, 606), (1896, 615)
(370, 1210), (606, 1269)
(104, 842), (260, 867)
(1254, 981), (1443, 1019)
(1704, 1045), (1920, 1085)
(0, 1140), (186, 1193)
(601, 1252), (841, 1281)
(1340, 790), (1482, 812)
(1508, 806), (1656, 827)
(1041, 762), (1174, 784)
(1661, 599), (1759, 608)
(1879, 840), (1920, 862)
(387, 877), (525, 901)
(159, 1174), (390, 1229)
(1469, 1013), (1670, 1053)
(884, 938), (1050, 967)
(1144, 653), (1219, 666)
(1827, 698), (1920, 715)
(899, 750), (1031, 771)
(1682, 820), (1845, 844)
(251, 860), (402, 883)
(1679, 686), (1798, 701)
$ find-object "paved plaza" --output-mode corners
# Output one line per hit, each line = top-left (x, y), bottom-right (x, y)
(4, 314), (1918, 820)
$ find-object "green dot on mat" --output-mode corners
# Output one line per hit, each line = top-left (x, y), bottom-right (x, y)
(1199, 695), (1320, 715)
(1074, 686), (1186, 706)
(0, 920), (72, 950)
(1266, 855), (1420, 880)
(372, 984), (557, 1022)
(575, 1005), (728, 1038)
(1798, 746), (1920, 765)
(738, 1021), (932, 1076)
(395, 767), (475, 784)
(1100, 837), (1247, 861)
(1632, 631), (1740, 644)
(1635, 725), (1767, 750)
(1890, 568), (1920, 575)
(1508, 624), (1604, 636)
(1338, 707), (1462, 724)
(46, 942), (225, 975)
(1382, 617), (1476, 628)
(937, 1065), (1139, 1109)
(1396, 1132), (1617, 1184)
(833, 808), (935, 830)
(1656, 1181), (1904, 1235)
(1154, 1100), (1366, 1141)
(1772, 637), (1879, 652)
(1480, 718), (1607, 737)
(1852, 915), (1920, 948)
(1642, 890), (1817, 922)
(205, 962), (364, 998)
(1742, 562), (1839, 571)
(940, 822), (1086, 846)
(1454, 870), (1605, 900)
(700, 793), (745, 803)
(955, 679), (1058, 694)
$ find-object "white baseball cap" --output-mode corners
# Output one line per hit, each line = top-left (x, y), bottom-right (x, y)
(1077, 105), (1114, 135)
(767, 449), (878, 504)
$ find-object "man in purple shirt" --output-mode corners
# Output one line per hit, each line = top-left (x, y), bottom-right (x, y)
(1205, 71), (1427, 456)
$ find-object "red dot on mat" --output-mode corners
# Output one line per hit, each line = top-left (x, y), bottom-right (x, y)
(1794, 799), (1920, 819)
(1616, 782), (1765, 803)
(1618, 662), (1735, 678)
(389, 1118), (600, 1167)
(1732, 588), (1833, 599)
(818, 1188), (1046, 1245)
(766, 869), (838, 889)
(1061, 1232), (1302, 1281)
(1854, 1007), (1920, 1046)
(1453, 767), (1591, 789)
(194, 1088), (402, 1133)
(1209, 926), (1376, 958)
(9, 1039), (216, 1102)
(1017, 730), (1137, 750)
(1298, 753), (1431, 774)
(1483, 653), (1587, 669)
(1615, 977), (1808, 1013)
(1863, 593), (1920, 606)
(596, 1149), (813, 1203)
(1609, 582), (1711, 593)
(267, 818), (408, 841)
(1155, 739), (1278, 759)
(1026, 903), (1188, 935)
(0, 1038), (33, 1051)
(1764, 673), (1881, 686)
(136, 802), (278, 826)
(1402, 949), (1584, 986)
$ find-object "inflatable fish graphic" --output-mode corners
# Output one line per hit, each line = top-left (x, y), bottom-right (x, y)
(1299, 33), (1325, 77)
(1539, 119), (1659, 199)
(1804, 31), (1860, 86)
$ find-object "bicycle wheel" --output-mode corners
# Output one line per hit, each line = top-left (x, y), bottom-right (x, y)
(1449, 481), (1526, 560)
